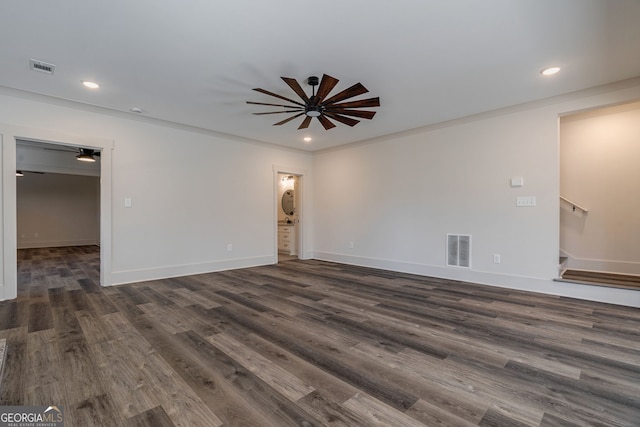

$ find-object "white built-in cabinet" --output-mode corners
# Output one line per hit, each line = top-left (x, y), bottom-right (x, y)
(278, 225), (296, 255)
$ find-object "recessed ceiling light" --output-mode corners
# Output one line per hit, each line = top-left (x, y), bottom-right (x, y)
(303, 137), (312, 142)
(540, 67), (560, 76)
(82, 81), (100, 89)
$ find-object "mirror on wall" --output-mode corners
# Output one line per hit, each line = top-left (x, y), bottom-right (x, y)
(282, 189), (294, 215)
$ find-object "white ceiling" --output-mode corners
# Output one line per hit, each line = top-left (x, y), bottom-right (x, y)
(1, 0), (640, 151)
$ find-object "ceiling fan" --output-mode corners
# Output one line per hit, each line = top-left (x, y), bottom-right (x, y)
(76, 148), (100, 162)
(247, 74), (380, 130)
(36, 145), (100, 162)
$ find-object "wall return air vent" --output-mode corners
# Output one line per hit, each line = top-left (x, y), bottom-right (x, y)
(447, 234), (471, 268)
(29, 59), (55, 75)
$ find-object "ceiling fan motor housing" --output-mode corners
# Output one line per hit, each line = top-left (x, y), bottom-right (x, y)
(305, 105), (323, 117)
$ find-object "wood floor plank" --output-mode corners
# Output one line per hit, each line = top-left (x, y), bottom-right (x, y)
(348, 341), (489, 424)
(24, 328), (59, 389)
(135, 339), (225, 426)
(296, 390), (372, 426)
(68, 393), (124, 427)
(90, 338), (160, 419)
(207, 332), (316, 401)
(342, 392), (426, 427)
(27, 301), (53, 332)
(75, 310), (115, 345)
(214, 304), (420, 412)
(56, 336), (104, 405)
(170, 287), (220, 309)
(0, 328), (27, 405)
(178, 329), (323, 426)
(138, 303), (190, 334)
(2, 246), (639, 426)
(406, 398), (480, 427)
(237, 331), (362, 404)
(0, 300), (28, 331)
(128, 311), (285, 426)
(124, 405), (175, 427)
(86, 291), (119, 316)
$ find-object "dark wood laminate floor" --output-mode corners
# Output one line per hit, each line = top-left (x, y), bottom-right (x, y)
(1, 246), (639, 426)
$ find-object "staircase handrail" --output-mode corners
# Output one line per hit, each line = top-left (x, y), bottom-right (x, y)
(560, 196), (588, 214)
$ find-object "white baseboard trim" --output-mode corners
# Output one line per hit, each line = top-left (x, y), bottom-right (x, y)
(313, 252), (640, 308)
(18, 239), (99, 249)
(107, 255), (276, 287)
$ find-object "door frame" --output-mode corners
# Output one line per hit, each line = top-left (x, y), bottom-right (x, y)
(1, 126), (113, 300)
(273, 165), (307, 261)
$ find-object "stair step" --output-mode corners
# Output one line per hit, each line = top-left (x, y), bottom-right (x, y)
(560, 269), (640, 290)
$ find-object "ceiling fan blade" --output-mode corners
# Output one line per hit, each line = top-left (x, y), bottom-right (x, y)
(281, 77), (310, 104)
(247, 101), (303, 109)
(322, 82), (369, 105)
(317, 115), (336, 130)
(253, 110), (302, 115)
(314, 74), (340, 105)
(329, 97), (380, 109)
(253, 88), (305, 107)
(273, 113), (305, 126)
(298, 116), (312, 130)
(324, 113), (360, 127)
(325, 109), (376, 120)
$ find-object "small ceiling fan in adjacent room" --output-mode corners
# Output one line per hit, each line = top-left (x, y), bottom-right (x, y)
(247, 74), (380, 130)
(75, 148), (100, 162)
(37, 145), (100, 162)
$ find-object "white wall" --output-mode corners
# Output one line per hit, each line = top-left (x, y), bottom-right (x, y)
(0, 87), (313, 300)
(560, 101), (640, 274)
(313, 78), (640, 307)
(17, 173), (100, 248)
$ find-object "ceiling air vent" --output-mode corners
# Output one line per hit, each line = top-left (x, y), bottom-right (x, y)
(29, 59), (55, 75)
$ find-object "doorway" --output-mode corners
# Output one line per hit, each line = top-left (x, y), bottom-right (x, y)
(1, 130), (113, 300)
(16, 139), (102, 295)
(559, 100), (640, 284)
(277, 172), (300, 262)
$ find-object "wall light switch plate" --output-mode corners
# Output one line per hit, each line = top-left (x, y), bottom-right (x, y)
(124, 198), (132, 208)
(510, 177), (524, 187)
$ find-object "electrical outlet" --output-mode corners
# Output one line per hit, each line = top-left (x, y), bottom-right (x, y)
(227, 244), (233, 252)
(493, 253), (501, 264)
(348, 241), (354, 249)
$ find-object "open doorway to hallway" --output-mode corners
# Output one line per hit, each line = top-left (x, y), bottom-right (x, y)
(16, 139), (102, 296)
(277, 173), (299, 262)
(559, 100), (640, 288)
